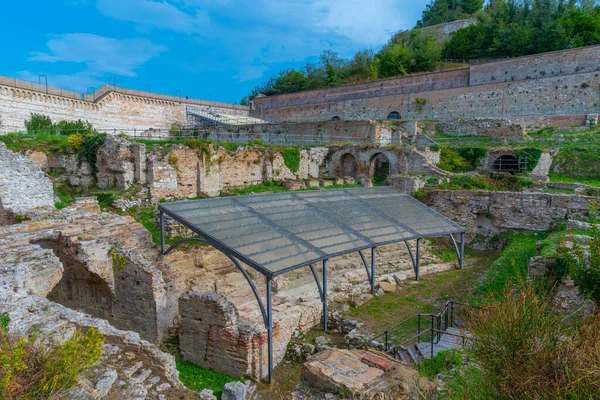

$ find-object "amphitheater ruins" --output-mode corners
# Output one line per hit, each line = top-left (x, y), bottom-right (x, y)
(0, 43), (599, 399)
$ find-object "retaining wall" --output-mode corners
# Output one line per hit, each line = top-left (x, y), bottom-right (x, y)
(252, 46), (600, 128)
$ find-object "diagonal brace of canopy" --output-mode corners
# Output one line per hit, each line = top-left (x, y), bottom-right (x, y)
(158, 187), (466, 382)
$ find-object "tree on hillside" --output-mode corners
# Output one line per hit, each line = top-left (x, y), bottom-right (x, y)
(374, 44), (411, 78)
(241, 0), (600, 103)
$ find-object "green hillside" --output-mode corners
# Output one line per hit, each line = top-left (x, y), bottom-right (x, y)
(242, 0), (600, 104)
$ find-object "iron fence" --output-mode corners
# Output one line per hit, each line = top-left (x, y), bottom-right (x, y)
(9, 128), (396, 147)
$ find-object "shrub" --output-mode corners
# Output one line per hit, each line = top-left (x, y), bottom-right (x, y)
(282, 148), (301, 173)
(515, 147), (543, 173)
(81, 134), (107, 173)
(438, 147), (469, 172)
(415, 97), (427, 112)
(455, 147), (487, 170)
(559, 200), (600, 302)
(67, 134), (84, 151)
(54, 120), (94, 136)
(24, 113), (53, 134)
(438, 146), (487, 173)
(464, 282), (600, 399)
(0, 320), (104, 399)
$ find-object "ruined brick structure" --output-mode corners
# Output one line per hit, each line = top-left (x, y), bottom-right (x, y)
(251, 45), (600, 129)
(0, 76), (248, 134)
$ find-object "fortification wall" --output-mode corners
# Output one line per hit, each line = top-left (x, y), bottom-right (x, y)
(0, 78), (248, 134)
(470, 45), (600, 85)
(252, 46), (600, 128)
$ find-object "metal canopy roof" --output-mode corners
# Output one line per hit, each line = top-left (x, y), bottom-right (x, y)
(159, 187), (465, 278)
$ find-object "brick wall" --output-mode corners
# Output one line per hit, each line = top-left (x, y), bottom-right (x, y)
(0, 78), (249, 134)
(252, 46), (600, 127)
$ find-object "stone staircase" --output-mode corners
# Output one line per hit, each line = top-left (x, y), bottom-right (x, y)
(396, 327), (466, 364)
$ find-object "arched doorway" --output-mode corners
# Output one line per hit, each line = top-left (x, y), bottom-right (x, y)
(370, 153), (390, 185)
(387, 111), (401, 120)
(340, 153), (357, 178)
(492, 155), (520, 173)
(331, 116), (341, 121)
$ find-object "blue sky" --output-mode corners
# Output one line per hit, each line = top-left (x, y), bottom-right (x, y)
(1, 0), (428, 103)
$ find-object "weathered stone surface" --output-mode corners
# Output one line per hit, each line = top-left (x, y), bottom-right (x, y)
(301, 349), (387, 394)
(378, 281), (397, 293)
(430, 190), (595, 244)
(552, 278), (596, 318)
(528, 256), (549, 279)
(0, 210), (176, 343)
(198, 389), (217, 400)
(386, 174), (426, 194)
(0, 142), (54, 224)
(96, 139), (136, 189)
(438, 118), (525, 137)
(222, 381), (247, 400)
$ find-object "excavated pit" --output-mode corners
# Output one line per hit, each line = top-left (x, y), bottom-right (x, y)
(40, 240), (115, 321)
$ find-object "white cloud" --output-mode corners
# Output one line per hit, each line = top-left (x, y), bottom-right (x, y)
(29, 33), (167, 77)
(98, 0), (211, 34)
(95, 0), (427, 81)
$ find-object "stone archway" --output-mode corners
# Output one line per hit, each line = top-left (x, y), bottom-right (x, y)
(370, 153), (391, 185)
(340, 153), (358, 178)
(491, 155), (520, 173)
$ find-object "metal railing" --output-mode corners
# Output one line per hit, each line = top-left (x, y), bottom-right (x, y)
(7, 128), (396, 147)
(373, 300), (479, 354)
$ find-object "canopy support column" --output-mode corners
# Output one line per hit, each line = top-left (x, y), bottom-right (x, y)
(415, 238), (421, 280)
(358, 248), (377, 294)
(371, 247), (376, 295)
(159, 210), (165, 255)
(308, 264), (324, 301)
(450, 233), (466, 269)
(266, 276), (273, 383)
(323, 260), (328, 332)
(460, 232), (465, 269)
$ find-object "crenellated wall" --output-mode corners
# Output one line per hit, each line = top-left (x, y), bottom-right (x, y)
(252, 46), (600, 129)
(0, 77), (248, 134)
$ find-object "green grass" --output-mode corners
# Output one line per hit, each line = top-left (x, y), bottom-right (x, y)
(542, 187), (576, 194)
(474, 232), (545, 299)
(176, 360), (244, 398)
(549, 173), (600, 187)
(348, 250), (489, 347)
(418, 349), (463, 380)
(0, 132), (70, 154)
(161, 336), (242, 398)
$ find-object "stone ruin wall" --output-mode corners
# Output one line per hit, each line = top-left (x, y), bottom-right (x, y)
(208, 119), (397, 145)
(429, 190), (595, 243)
(25, 138), (442, 201)
(0, 76), (248, 134)
(252, 46), (600, 129)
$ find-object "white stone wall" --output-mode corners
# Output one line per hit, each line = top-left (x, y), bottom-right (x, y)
(0, 83), (249, 134)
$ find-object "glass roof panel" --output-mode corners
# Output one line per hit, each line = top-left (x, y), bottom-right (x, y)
(159, 187), (465, 277)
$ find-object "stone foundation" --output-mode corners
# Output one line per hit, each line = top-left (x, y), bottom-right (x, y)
(429, 190), (595, 241)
